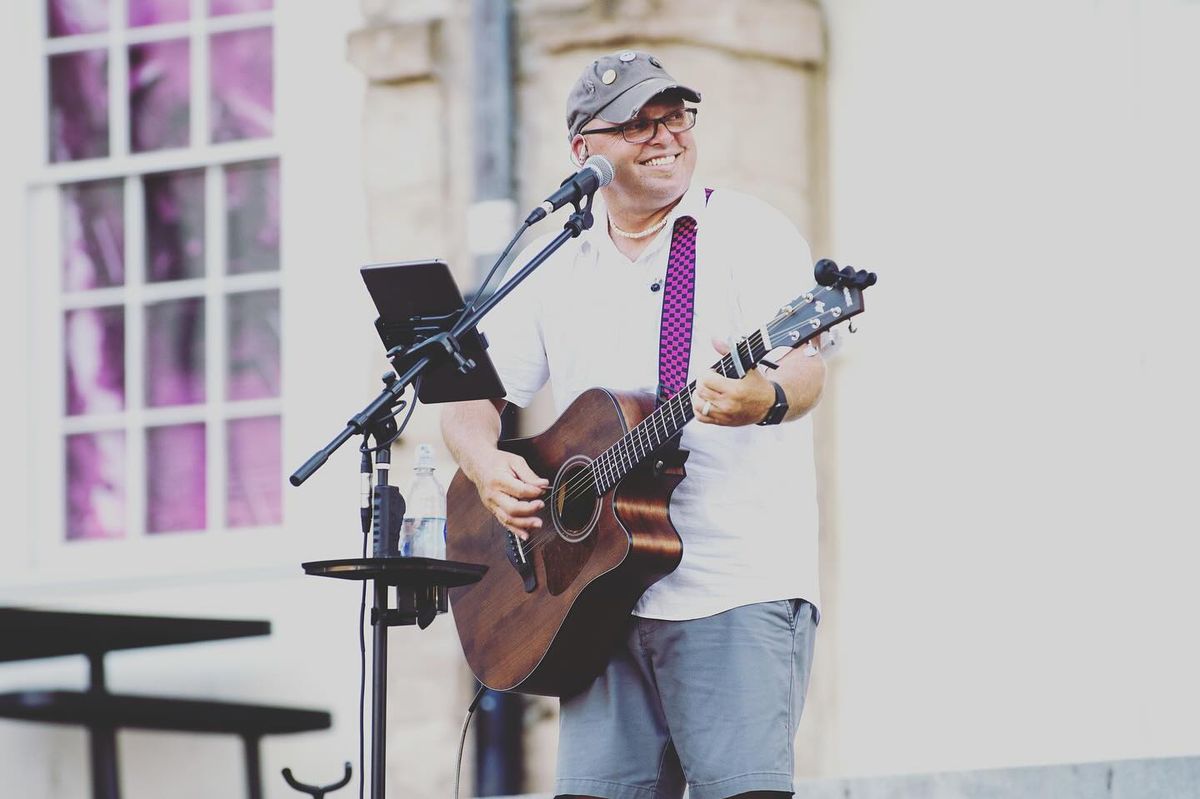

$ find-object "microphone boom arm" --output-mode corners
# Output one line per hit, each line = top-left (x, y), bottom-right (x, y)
(289, 191), (597, 488)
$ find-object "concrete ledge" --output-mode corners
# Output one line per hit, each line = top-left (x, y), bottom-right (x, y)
(347, 20), (438, 84)
(484, 755), (1200, 798)
(522, 0), (825, 66)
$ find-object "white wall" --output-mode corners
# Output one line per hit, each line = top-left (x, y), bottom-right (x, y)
(0, 3), (385, 798)
(821, 0), (1200, 777)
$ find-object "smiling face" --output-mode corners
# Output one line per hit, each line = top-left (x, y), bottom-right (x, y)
(572, 95), (698, 218)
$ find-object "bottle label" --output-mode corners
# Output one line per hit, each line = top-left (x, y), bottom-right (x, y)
(404, 516), (446, 558)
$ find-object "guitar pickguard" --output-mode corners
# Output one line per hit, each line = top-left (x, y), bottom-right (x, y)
(542, 527), (599, 596)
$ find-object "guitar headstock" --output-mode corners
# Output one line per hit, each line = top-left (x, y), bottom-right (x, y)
(766, 259), (877, 349)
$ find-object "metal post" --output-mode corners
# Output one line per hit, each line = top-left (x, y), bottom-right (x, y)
(86, 652), (120, 799)
(371, 580), (390, 799)
(242, 735), (263, 799)
(469, 0), (517, 294)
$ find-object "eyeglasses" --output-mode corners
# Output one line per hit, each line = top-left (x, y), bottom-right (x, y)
(581, 108), (698, 144)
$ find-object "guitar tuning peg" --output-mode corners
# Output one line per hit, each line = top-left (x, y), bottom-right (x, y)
(814, 258), (840, 286)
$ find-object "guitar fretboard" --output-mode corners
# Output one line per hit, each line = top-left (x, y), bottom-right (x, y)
(586, 329), (772, 495)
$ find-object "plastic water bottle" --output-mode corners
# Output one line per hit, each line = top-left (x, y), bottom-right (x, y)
(402, 444), (446, 559)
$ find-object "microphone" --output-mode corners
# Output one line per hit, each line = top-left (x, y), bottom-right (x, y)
(524, 156), (614, 224)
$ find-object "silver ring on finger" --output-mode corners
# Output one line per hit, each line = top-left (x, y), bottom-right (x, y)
(701, 400), (713, 416)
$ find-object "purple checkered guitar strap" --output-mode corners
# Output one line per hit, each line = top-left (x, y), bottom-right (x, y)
(657, 188), (713, 401)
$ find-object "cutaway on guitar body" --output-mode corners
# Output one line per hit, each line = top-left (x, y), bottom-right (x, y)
(447, 388), (685, 697)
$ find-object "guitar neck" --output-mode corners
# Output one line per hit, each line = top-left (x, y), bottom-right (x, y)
(566, 265), (871, 498)
(584, 276), (869, 495)
(589, 328), (774, 495)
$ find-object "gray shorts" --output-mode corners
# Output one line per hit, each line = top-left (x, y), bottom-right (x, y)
(555, 599), (818, 799)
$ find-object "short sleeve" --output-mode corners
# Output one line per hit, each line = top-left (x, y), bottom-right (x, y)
(715, 193), (815, 336)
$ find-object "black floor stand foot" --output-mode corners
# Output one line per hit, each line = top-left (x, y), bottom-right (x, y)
(282, 762), (352, 798)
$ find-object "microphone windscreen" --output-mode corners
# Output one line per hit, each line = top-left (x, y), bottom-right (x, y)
(584, 155), (615, 188)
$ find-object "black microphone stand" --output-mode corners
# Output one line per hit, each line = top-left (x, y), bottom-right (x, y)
(288, 193), (595, 799)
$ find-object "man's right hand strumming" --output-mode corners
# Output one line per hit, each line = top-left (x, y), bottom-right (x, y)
(464, 449), (549, 540)
(441, 398), (550, 540)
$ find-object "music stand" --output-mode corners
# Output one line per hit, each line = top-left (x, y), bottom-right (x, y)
(360, 259), (505, 405)
(294, 260), (504, 799)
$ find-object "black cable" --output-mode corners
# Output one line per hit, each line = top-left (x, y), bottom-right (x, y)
(459, 221), (532, 324)
(454, 685), (490, 799)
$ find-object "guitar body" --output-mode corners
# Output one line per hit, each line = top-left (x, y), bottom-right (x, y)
(446, 265), (876, 697)
(447, 388), (685, 698)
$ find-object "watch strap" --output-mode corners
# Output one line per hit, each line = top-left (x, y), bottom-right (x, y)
(757, 381), (788, 426)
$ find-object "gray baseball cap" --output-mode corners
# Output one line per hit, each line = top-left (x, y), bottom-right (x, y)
(566, 50), (701, 140)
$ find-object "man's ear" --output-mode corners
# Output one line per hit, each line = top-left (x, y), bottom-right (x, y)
(570, 134), (588, 167)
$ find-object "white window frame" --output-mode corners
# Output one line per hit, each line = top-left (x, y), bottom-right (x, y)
(26, 0), (289, 583)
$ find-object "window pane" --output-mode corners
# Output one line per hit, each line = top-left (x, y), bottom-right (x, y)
(227, 290), (279, 400)
(210, 28), (273, 143)
(49, 50), (109, 162)
(65, 306), (125, 416)
(130, 38), (190, 153)
(48, 0), (109, 38)
(128, 0), (189, 27)
(209, 0), (271, 16)
(225, 160), (279, 275)
(227, 415), (280, 527)
(144, 168), (205, 282)
(66, 431), (125, 541)
(62, 179), (125, 291)
(145, 297), (205, 407)
(146, 423), (206, 533)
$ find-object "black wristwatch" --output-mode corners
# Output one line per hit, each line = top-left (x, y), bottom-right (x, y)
(756, 381), (789, 426)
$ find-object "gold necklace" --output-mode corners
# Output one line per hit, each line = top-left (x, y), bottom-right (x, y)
(609, 213), (671, 240)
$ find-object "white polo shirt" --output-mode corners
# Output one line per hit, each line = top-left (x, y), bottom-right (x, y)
(479, 185), (821, 621)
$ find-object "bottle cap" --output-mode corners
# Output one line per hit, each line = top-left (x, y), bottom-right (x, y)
(415, 443), (436, 470)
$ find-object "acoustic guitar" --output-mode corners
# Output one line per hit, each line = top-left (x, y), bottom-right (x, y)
(447, 261), (876, 697)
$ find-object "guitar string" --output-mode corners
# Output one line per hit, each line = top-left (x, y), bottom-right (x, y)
(511, 311), (830, 554)
(545, 331), (756, 509)
(537, 288), (842, 517)
(543, 306), (788, 507)
(512, 294), (850, 555)
(544, 304), (839, 517)
(511, 358), (729, 554)
(546, 285), (841, 509)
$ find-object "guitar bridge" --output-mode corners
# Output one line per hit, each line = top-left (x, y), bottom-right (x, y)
(505, 531), (537, 593)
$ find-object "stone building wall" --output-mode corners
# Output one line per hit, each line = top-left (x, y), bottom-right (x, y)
(348, 1), (835, 793)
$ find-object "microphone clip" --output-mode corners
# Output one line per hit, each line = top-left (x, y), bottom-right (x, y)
(562, 187), (596, 236)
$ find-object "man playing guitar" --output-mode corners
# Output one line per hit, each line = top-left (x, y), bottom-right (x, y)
(442, 50), (826, 799)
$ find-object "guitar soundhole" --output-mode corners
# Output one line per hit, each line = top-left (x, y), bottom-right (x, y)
(552, 456), (601, 543)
